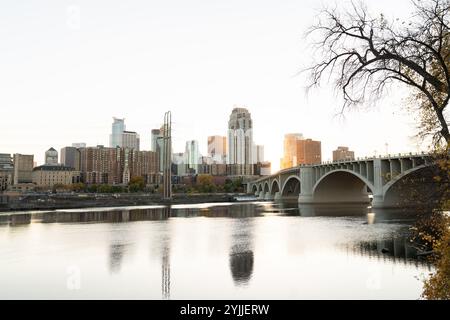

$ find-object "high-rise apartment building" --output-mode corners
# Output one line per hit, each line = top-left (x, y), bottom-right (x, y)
(207, 136), (227, 164)
(61, 147), (81, 170)
(333, 146), (355, 162)
(281, 134), (321, 169)
(79, 146), (121, 185)
(128, 150), (159, 184)
(13, 154), (34, 184)
(45, 147), (59, 165)
(227, 107), (254, 175)
(79, 146), (159, 185)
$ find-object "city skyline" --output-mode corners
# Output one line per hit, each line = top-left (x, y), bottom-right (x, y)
(0, 0), (427, 172)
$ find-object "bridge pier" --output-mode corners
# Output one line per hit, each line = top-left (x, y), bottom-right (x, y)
(371, 195), (384, 208)
(264, 193), (274, 201)
(258, 191), (266, 200)
(274, 192), (281, 201)
(298, 194), (314, 204)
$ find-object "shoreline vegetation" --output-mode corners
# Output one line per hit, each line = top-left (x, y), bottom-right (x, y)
(0, 175), (250, 212)
(0, 192), (253, 213)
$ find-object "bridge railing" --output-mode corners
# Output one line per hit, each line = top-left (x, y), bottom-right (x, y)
(254, 151), (430, 181)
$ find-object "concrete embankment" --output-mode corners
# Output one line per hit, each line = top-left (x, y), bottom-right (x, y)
(0, 193), (249, 212)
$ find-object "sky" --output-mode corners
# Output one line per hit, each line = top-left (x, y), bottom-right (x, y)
(0, 0), (428, 172)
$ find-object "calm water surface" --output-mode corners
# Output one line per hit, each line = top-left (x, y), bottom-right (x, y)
(0, 201), (431, 299)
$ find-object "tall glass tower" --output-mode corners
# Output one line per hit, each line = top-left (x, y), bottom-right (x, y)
(185, 140), (200, 173)
(110, 117), (125, 148)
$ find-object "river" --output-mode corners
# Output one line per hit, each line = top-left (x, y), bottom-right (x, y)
(0, 201), (431, 299)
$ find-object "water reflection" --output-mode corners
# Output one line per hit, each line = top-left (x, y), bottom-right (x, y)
(161, 206), (171, 300)
(0, 207), (171, 225)
(345, 236), (430, 268)
(161, 241), (171, 300)
(229, 216), (255, 287)
(109, 244), (127, 273)
(0, 201), (433, 299)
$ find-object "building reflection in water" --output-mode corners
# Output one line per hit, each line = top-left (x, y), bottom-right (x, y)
(108, 210), (133, 274)
(0, 206), (171, 226)
(345, 236), (431, 269)
(109, 243), (127, 273)
(0, 213), (32, 226)
(161, 242), (170, 300)
(161, 206), (171, 300)
(228, 204), (256, 287)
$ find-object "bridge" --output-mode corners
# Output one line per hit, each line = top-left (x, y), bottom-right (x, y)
(247, 153), (434, 208)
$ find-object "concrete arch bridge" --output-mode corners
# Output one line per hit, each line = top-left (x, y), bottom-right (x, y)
(247, 153), (435, 208)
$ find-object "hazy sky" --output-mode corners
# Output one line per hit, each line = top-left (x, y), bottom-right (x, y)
(0, 0), (427, 172)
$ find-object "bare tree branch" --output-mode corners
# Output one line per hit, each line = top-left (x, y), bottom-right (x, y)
(306, 0), (450, 146)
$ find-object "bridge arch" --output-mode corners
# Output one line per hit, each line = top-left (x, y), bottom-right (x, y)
(270, 179), (280, 196)
(312, 169), (374, 204)
(281, 175), (301, 199)
(251, 185), (258, 194)
(257, 184), (263, 192)
(382, 164), (436, 207)
(263, 182), (270, 194)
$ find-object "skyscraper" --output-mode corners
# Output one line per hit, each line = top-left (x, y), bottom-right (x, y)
(45, 147), (58, 165)
(297, 138), (321, 165)
(185, 140), (200, 173)
(110, 117), (125, 148)
(256, 145), (264, 163)
(281, 134), (321, 169)
(207, 135), (227, 164)
(227, 107), (254, 175)
(151, 129), (162, 153)
(151, 128), (164, 172)
(280, 133), (303, 169)
(122, 131), (140, 151)
(61, 147), (81, 170)
(109, 118), (140, 151)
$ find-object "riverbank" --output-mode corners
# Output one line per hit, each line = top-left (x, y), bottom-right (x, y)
(0, 192), (252, 212)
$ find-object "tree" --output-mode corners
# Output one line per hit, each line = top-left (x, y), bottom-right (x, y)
(70, 183), (86, 192)
(307, 0), (450, 299)
(422, 214), (450, 299)
(306, 0), (450, 146)
(128, 176), (145, 192)
(196, 174), (217, 193)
